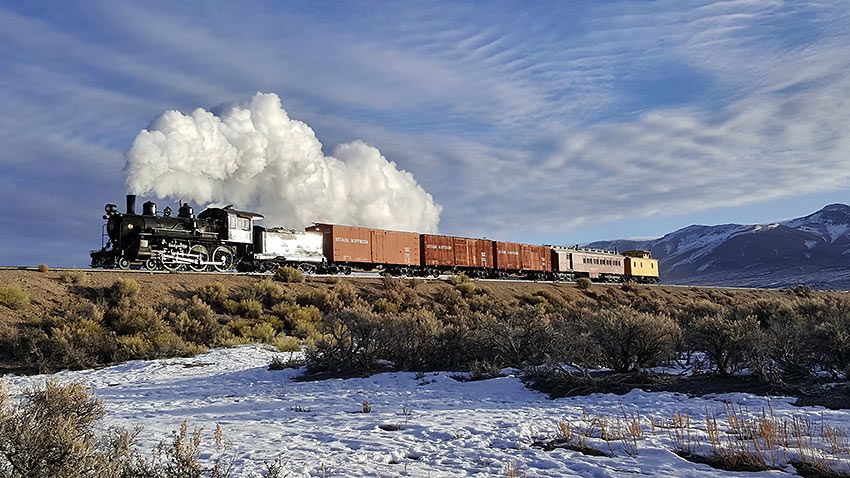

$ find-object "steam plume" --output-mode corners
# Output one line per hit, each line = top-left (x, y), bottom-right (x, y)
(124, 93), (442, 232)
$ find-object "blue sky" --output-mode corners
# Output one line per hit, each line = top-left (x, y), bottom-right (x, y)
(1, 0), (849, 266)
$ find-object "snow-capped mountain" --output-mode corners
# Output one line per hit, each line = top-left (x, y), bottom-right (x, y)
(587, 204), (850, 289)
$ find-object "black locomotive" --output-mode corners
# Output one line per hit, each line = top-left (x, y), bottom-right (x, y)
(91, 195), (272, 271)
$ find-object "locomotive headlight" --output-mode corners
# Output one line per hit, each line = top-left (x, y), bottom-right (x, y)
(127, 224), (134, 230)
(104, 204), (118, 215)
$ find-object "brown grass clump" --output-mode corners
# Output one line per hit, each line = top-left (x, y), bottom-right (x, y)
(576, 277), (592, 290)
(273, 266), (305, 283)
(671, 402), (850, 475)
(0, 285), (29, 310)
(58, 269), (88, 285)
(37, 263), (49, 273)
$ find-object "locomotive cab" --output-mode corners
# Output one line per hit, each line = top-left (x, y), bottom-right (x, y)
(197, 206), (264, 244)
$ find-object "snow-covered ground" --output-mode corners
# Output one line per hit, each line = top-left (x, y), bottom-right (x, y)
(8, 345), (850, 477)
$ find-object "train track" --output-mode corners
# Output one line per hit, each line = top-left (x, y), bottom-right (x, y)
(0, 265), (781, 290)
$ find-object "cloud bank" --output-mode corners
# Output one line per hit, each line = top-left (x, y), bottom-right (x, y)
(124, 93), (441, 232)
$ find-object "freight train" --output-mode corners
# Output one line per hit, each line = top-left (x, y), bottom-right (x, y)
(90, 195), (660, 283)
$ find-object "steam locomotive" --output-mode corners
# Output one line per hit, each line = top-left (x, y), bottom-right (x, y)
(90, 195), (660, 283)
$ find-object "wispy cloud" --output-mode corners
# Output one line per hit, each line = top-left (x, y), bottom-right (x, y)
(0, 1), (848, 265)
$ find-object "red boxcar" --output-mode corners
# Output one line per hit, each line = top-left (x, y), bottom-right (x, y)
(306, 224), (371, 264)
(371, 229), (420, 266)
(494, 241), (522, 270)
(421, 234), (455, 267)
(521, 244), (551, 272)
(454, 237), (493, 269)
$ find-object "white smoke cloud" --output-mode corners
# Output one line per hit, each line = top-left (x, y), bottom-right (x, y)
(124, 93), (442, 232)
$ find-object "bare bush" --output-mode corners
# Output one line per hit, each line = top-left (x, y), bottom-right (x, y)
(0, 380), (116, 477)
(589, 308), (681, 372)
(37, 263), (49, 273)
(306, 305), (387, 373)
(686, 314), (760, 376)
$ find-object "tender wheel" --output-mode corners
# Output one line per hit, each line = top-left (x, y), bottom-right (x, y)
(144, 258), (159, 271)
(117, 258), (131, 270)
(188, 245), (210, 272)
(212, 246), (234, 272)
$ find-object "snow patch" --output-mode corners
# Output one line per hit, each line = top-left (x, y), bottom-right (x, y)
(8, 345), (850, 477)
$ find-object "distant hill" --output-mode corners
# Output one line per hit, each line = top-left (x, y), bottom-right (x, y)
(587, 204), (850, 289)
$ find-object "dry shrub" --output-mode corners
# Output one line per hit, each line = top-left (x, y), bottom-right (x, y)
(433, 286), (469, 316)
(589, 307), (681, 372)
(576, 277), (592, 290)
(810, 314), (850, 378)
(235, 299), (263, 319)
(244, 322), (276, 343)
(455, 282), (478, 298)
(307, 305), (387, 373)
(380, 275), (420, 310)
(0, 380), (115, 477)
(166, 297), (222, 345)
(686, 314), (760, 376)
(58, 269), (88, 285)
(732, 298), (796, 328)
(37, 263), (49, 273)
(273, 266), (304, 283)
(372, 297), (399, 314)
(296, 289), (342, 312)
(272, 335), (300, 352)
(479, 305), (554, 367)
(108, 278), (140, 302)
(110, 306), (163, 336)
(47, 319), (115, 369)
(333, 280), (361, 307)
(154, 420), (235, 478)
(380, 309), (445, 369)
(277, 304), (321, 339)
(196, 282), (228, 308)
(250, 279), (288, 308)
(447, 273), (470, 285)
(115, 334), (154, 361)
(0, 285), (29, 310)
(674, 299), (725, 327)
(0, 381), (238, 478)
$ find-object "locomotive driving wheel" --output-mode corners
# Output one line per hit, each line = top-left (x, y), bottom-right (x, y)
(188, 245), (210, 272)
(144, 258), (159, 271)
(211, 246), (234, 272)
(117, 258), (131, 270)
(161, 258), (184, 272)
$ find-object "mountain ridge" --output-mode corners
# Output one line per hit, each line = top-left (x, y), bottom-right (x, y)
(587, 204), (850, 289)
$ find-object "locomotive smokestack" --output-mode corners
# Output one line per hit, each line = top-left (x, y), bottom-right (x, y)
(126, 194), (136, 215)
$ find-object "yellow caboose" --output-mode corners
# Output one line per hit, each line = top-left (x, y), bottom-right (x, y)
(623, 250), (660, 283)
